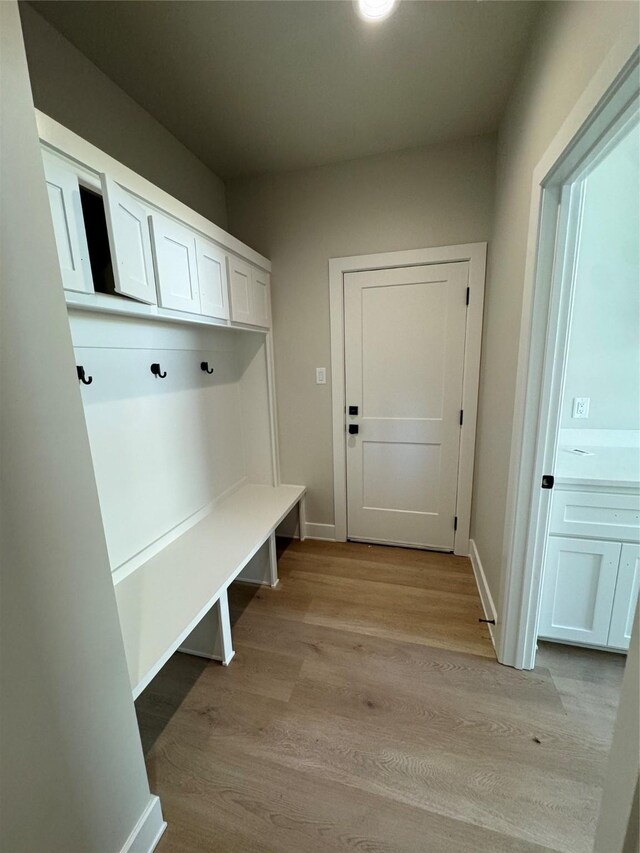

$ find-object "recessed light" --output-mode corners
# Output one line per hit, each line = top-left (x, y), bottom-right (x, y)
(357, 0), (397, 22)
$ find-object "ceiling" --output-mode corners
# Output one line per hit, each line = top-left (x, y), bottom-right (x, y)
(30, 0), (540, 179)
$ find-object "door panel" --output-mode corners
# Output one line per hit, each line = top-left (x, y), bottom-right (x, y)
(608, 543), (640, 649)
(196, 238), (229, 320)
(42, 151), (93, 294)
(102, 175), (157, 304)
(344, 262), (468, 549)
(538, 536), (621, 646)
(229, 256), (253, 325)
(150, 213), (199, 314)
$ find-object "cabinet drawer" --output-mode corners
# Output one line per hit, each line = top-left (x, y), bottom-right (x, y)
(549, 490), (640, 541)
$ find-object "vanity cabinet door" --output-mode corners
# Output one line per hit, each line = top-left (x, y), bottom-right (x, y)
(102, 175), (157, 304)
(538, 536), (621, 646)
(42, 150), (93, 294)
(608, 543), (640, 650)
(149, 213), (200, 314)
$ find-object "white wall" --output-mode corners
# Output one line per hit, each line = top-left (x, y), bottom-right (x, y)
(561, 125), (640, 431)
(227, 136), (496, 525)
(19, 2), (228, 228)
(470, 0), (640, 607)
(0, 3), (158, 850)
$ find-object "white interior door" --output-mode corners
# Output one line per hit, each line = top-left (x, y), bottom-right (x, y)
(196, 238), (229, 320)
(101, 175), (157, 304)
(42, 151), (93, 294)
(608, 543), (640, 649)
(344, 262), (468, 550)
(149, 213), (199, 314)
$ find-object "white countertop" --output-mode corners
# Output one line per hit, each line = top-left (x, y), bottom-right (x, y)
(556, 445), (640, 489)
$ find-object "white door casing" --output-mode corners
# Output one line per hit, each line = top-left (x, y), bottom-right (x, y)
(102, 175), (157, 305)
(149, 212), (200, 314)
(42, 150), (93, 294)
(609, 543), (640, 649)
(196, 238), (229, 320)
(344, 262), (468, 550)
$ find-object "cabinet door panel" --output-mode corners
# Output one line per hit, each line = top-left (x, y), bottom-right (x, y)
(608, 543), (640, 650)
(251, 268), (271, 328)
(42, 151), (92, 294)
(102, 175), (157, 304)
(196, 239), (229, 320)
(229, 256), (253, 325)
(539, 537), (621, 646)
(150, 213), (199, 314)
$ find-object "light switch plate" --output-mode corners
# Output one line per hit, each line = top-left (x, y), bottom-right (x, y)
(572, 397), (590, 418)
(316, 367), (327, 385)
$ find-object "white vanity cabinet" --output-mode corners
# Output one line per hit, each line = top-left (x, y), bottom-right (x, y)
(149, 212), (200, 314)
(42, 150), (93, 294)
(540, 484), (640, 651)
(229, 256), (271, 328)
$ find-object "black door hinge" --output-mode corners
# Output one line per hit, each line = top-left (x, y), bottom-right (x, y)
(454, 516), (458, 531)
(541, 474), (555, 490)
(459, 409), (464, 426)
(466, 287), (470, 306)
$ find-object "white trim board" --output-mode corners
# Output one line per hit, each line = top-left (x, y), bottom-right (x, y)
(499, 39), (640, 670)
(119, 796), (166, 853)
(329, 243), (487, 556)
(469, 539), (497, 652)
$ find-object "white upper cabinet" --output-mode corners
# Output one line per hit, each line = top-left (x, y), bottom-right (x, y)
(149, 212), (200, 314)
(196, 238), (229, 320)
(251, 268), (271, 328)
(229, 256), (253, 325)
(229, 256), (271, 328)
(42, 150), (93, 294)
(102, 175), (157, 305)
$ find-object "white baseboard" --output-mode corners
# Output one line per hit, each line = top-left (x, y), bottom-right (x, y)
(469, 539), (497, 652)
(120, 795), (166, 853)
(303, 522), (336, 541)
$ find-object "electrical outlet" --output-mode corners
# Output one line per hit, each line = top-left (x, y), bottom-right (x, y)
(316, 367), (327, 385)
(572, 397), (590, 419)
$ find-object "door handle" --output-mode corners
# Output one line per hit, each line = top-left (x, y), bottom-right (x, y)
(349, 405), (358, 415)
(348, 424), (359, 435)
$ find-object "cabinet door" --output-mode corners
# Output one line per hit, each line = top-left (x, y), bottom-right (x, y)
(251, 268), (271, 328)
(101, 175), (157, 304)
(42, 151), (92, 294)
(538, 536), (621, 646)
(196, 238), (229, 320)
(608, 543), (640, 650)
(229, 256), (253, 325)
(149, 213), (199, 314)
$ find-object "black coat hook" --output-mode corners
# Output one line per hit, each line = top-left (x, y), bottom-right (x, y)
(150, 363), (167, 379)
(77, 365), (93, 385)
(201, 361), (214, 375)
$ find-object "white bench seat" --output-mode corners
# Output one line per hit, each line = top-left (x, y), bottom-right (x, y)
(114, 483), (306, 697)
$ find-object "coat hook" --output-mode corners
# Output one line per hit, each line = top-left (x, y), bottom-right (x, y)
(201, 361), (214, 375)
(150, 363), (167, 379)
(77, 365), (93, 385)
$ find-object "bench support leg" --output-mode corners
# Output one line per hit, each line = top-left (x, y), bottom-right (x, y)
(299, 495), (307, 542)
(268, 532), (279, 587)
(178, 590), (235, 666)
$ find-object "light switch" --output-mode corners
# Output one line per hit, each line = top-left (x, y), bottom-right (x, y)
(572, 397), (590, 418)
(316, 367), (327, 385)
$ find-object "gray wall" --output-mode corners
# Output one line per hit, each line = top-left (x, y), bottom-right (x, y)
(0, 3), (156, 850)
(470, 0), (640, 611)
(561, 125), (640, 431)
(19, 2), (228, 228)
(227, 136), (497, 525)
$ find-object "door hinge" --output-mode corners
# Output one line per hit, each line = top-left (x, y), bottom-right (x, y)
(459, 409), (464, 426)
(541, 474), (555, 490)
(454, 516), (458, 531)
(466, 287), (470, 306)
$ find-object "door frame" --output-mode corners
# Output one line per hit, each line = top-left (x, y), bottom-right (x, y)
(498, 41), (639, 670)
(329, 243), (487, 556)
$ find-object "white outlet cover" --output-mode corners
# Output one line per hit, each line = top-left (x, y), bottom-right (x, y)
(572, 397), (590, 418)
(316, 367), (327, 385)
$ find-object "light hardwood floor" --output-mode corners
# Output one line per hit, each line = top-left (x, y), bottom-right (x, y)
(137, 539), (625, 853)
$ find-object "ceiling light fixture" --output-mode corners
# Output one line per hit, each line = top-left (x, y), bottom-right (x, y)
(357, 0), (397, 22)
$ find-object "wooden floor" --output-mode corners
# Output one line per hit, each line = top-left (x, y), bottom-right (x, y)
(137, 539), (625, 853)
